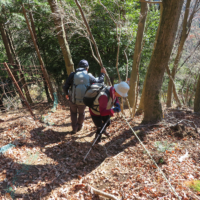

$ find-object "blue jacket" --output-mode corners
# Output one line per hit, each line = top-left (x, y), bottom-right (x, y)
(63, 68), (105, 95)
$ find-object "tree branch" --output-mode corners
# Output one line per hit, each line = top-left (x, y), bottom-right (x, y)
(140, 0), (162, 4)
(75, 0), (111, 85)
(166, 66), (182, 107)
(88, 38), (100, 65)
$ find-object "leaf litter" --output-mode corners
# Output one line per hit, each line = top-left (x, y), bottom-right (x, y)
(0, 104), (200, 199)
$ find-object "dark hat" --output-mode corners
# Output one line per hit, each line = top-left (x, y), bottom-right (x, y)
(78, 59), (89, 68)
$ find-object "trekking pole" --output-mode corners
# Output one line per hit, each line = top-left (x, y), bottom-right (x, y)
(84, 118), (110, 161)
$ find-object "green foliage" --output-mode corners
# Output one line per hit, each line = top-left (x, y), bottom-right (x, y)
(0, 0), (160, 91)
(154, 141), (176, 153)
(190, 180), (200, 192)
(68, 0), (141, 80)
(0, 39), (7, 63)
(186, 180), (200, 192)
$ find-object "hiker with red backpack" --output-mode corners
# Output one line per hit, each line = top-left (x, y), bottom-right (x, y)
(63, 59), (107, 134)
(84, 81), (130, 143)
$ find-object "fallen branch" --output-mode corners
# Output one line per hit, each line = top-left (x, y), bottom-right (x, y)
(87, 185), (120, 200)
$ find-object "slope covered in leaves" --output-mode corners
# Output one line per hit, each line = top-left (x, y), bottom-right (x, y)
(0, 104), (200, 199)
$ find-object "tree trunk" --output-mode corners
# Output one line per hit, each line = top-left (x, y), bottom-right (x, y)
(136, 4), (163, 115)
(194, 75), (200, 113)
(22, 5), (54, 101)
(128, 2), (148, 108)
(31, 15), (51, 101)
(165, 65), (182, 107)
(31, 56), (51, 101)
(5, 25), (33, 104)
(135, 75), (146, 115)
(143, 0), (184, 123)
(166, 0), (191, 107)
(48, 0), (74, 75)
(77, 0), (111, 85)
(0, 87), (6, 111)
(29, 11), (38, 43)
(0, 22), (25, 106)
(37, 27), (52, 102)
(185, 86), (189, 106)
(0, 98), (6, 112)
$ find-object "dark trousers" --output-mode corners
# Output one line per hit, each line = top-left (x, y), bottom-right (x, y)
(91, 115), (111, 132)
(68, 100), (86, 131)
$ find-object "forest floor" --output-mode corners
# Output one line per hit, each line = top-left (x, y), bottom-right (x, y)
(0, 102), (200, 200)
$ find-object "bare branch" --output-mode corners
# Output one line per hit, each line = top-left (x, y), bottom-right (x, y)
(166, 66), (182, 108)
(88, 38), (100, 65)
(178, 39), (200, 71)
(75, 0), (112, 85)
(100, 1), (121, 82)
(140, 0), (162, 4)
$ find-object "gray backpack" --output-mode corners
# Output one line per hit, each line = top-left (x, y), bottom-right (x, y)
(71, 70), (90, 105)
(83, 83), (110, 111)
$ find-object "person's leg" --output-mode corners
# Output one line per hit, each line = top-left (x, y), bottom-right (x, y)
(101, 115), (110, 137)
(102, 115), (111, 129)
(91, 115), (106, 143)
(77, 105), (86, 131)
(91, 115), (103, 128)
(68, 101), (78, 132)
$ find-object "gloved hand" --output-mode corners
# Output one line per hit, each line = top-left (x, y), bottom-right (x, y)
(115, 103), (120, 109)
(113, 107), (121, 113)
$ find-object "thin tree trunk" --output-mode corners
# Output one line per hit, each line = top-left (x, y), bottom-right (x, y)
(136, 75), (146, 115)
(0, 98), (5, 112)
(22, 4), (54, 101)
(4, 63), (35, 117)
(75, 0), (111, 85)
(0, 85), (6, 111)
(37, 27), (52, 102)
(128, 2), (148, 108)
(0, 22), (25, 106)
(100, 1), (125, 113)
(194, 74), (200, 112)
(165, 65), (182, 107)
(48, 0), (74, 75)
(166, 0), (192, 107)
(31, 56), (50, 100)
(185, 86), (189, 106)
(188, 76), (198, 107)
(5, 25), (33, 104)
(143, 0), (184, 123)
(29, 11), (38, 43)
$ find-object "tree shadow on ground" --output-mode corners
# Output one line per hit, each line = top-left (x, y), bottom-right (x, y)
(0, 116), (25, 123)
(0, 127), (7, 134)
(0, 121), (146, 199)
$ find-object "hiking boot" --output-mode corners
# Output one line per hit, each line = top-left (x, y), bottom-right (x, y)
(71, 125), (78, 134)
(77, 126), (83, 132)
(71, 130), (77, 135)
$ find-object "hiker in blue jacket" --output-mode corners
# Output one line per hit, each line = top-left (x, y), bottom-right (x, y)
(63, 59), (107, 134)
